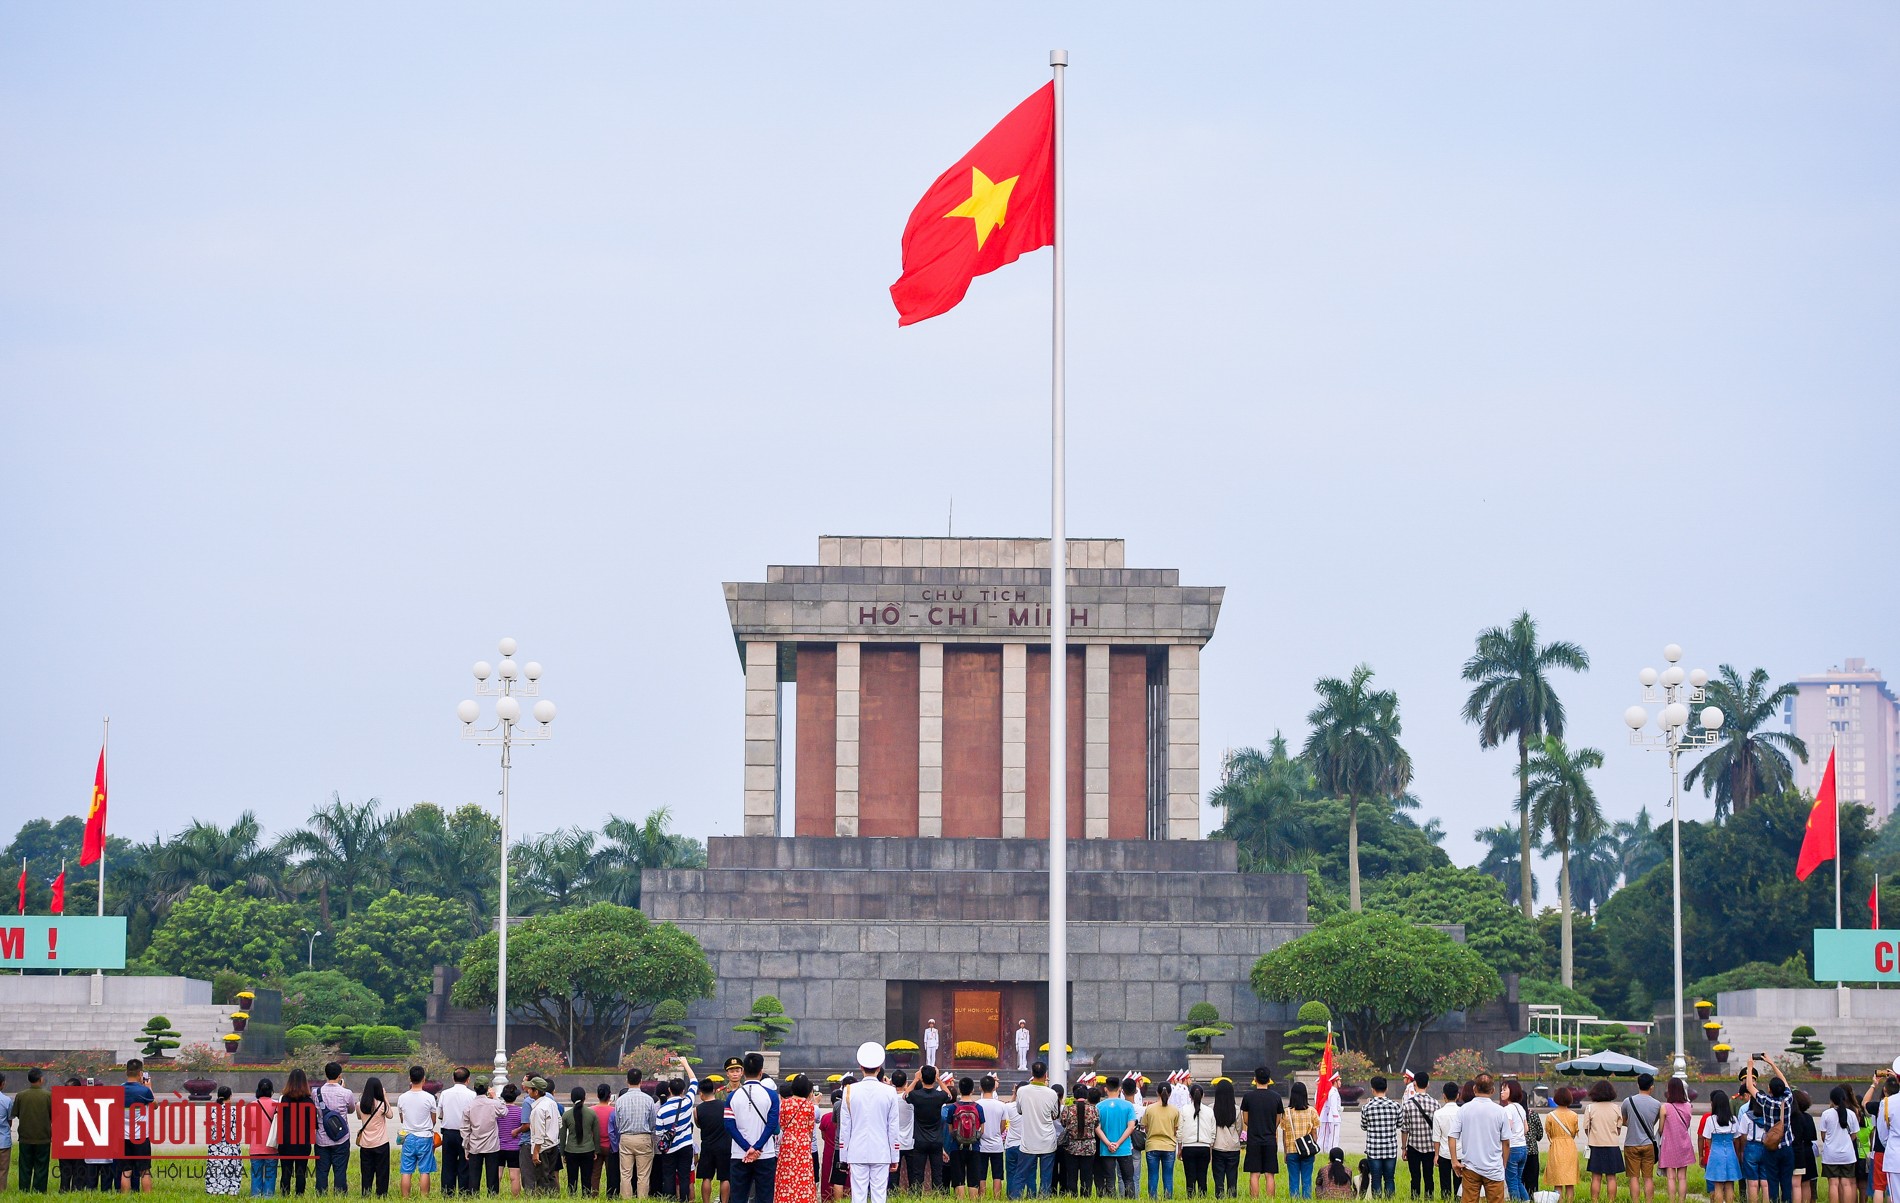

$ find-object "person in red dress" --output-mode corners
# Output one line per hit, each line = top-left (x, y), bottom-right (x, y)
(775, 1076), (818, 1203)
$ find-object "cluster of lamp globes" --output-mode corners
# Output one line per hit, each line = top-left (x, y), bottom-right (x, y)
(1622, 643), (1724, 736)
(456, 637), (557, 728)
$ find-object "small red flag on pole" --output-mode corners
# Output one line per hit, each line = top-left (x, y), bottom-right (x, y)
(15, 859), (25, 915)
(1795, 749), (1839, 882)
(81, 745), (108, 867)
(1871, 875), (1880, 929)
(1313, 1029), (1337, 1118)
(51, 862), (66, 916)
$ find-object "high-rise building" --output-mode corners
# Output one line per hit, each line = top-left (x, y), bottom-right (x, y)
(1784, 658), (1900, 823)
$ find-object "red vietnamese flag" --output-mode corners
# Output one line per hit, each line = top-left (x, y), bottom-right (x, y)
(1313, 1030), (1337, 1118)
(1795, 749), (1838, 881)
(51, 866), (66, 915)
(890, 83), (1055, 325)
(14, 861), (24, 915)
(81, 746), (107, 866)
(1871, 878), (1881, 929)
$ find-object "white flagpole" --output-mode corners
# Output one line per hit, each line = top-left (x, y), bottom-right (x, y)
(1047, 46), (1069, 1090)
(98, 716), (108, 921)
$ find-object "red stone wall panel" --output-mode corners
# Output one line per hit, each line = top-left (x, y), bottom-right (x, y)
(1026, 647), (1086, 839)
(1108, 648), (1149, 840)
(795, 644), (838, 837)
(942, 646), (1003, 837)
(859, 645), (921, 837)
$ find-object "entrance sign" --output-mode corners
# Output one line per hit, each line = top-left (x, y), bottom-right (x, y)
(0, 917), (127, 969)
(1813, 929), (1898, 981)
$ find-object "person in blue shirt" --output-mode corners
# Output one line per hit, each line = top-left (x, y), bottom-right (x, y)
(0, 1071), (15, 1191)
(1095, 1080), (1140, 1198)
(120, 1059), (158, 1193)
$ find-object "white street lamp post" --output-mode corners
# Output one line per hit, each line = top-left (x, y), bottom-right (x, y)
(459, 637), (556, 1089)
(302, 929), (323, 969)
(1622, 642), (1723, 1081)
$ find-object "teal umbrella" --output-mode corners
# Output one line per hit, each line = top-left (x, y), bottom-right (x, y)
(1497, 1034), (1569, 1056)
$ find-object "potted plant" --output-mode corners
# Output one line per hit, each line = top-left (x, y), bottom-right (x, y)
(178, 1041), (228, 1098)
(136, 1016), (182, 1061)
(887, 1039), (920, 1069)
(1694, 999), (1715, 1022)
(1702, 1021), (1722, 1043)
(230, 1010), (250, 1033)
(733, 996), (793, 1077)
(1177, 1003), (1234, 1080)
(1712, 1043), (1732, 1064)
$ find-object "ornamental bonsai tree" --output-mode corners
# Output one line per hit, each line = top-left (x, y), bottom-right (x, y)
(1282, 1001), (1332, 1067)
(1176, 1002), (1235, 1053)
(733, 996), (793, 1049)
(137, 1015), (182, 1060)
(645, 1000), (697, 1061)
(1786, 1025), (1826, 1071)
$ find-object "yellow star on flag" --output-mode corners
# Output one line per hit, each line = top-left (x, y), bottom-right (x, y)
(943, 167), (1019, 250)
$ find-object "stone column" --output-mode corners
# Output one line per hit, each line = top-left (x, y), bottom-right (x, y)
(919, 642), (944, 837)
(742, 642), (780, 836)
(1002, 643), (1027, 838)
(1084, 644), (1110, 839)
(1166, 644), (1200, 839)
(835, 642), (861, 836)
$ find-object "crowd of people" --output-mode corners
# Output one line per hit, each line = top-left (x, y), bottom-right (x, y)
(12, 1050), (1900, 1203)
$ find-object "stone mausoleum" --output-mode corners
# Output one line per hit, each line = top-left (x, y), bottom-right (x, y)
(644, 536), (1312, 1072)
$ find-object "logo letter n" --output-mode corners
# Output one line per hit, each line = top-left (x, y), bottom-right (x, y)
(53, 1087), (122, 1158)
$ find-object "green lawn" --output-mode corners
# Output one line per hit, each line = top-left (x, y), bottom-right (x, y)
(60, 1165), (1745, 1203)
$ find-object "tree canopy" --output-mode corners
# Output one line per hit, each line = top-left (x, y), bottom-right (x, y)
(1597, 791), (1871, 996)
(279, 969), (386, 1028)
(452, 903), (713, 1066)
(136, 884), (313, 982)
(333, 890), (471, 1027)
(1250, 911), (1500, 1067)
(1366, 866), (1542, 976)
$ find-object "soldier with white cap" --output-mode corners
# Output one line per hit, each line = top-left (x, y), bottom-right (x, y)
(924, 1020), (940, 1070)
(1016, 1021), (1033, 1073)
(838, 1043), (902, 1203)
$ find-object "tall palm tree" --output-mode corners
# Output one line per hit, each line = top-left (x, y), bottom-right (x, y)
(388, 802), (500, 933)
(1568, 829), (1622, 914)
(1302, 665), (1411, 911)
(1527, 736), (1605, 988)
(276, 795), (390, 925)
(596, 808), (707, 908)
(1473, 823), (1538, 907)
(514, 827), (606, 912)
(1460, 611), (1591, 918)
(1684, 665), (1809, 819)
(1611, 807), (1667, 884)
(1208, 735), (1319, 871)
(150, 811), (284, 904)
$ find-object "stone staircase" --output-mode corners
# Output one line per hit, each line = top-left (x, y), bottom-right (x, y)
(3, 1001), (235, 1061)
(0, 976), (239, 1062)
(1704, 988), (1900, 1076)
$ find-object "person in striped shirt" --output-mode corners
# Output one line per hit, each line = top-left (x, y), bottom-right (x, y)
(656, 1059), (699, 1202)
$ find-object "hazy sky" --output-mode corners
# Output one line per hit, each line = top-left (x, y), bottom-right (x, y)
(4, 4), (1895, 900)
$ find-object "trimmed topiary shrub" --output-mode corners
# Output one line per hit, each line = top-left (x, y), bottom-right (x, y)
(733, 996), (793, 1049)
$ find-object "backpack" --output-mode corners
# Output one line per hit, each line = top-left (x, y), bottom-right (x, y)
(318, 1083), (350, 1143)
(951, 1101), (983, 1147)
